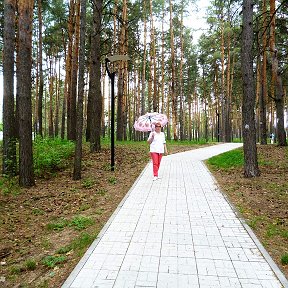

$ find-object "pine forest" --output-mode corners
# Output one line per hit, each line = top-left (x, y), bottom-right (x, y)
(1, 1), (288, 287)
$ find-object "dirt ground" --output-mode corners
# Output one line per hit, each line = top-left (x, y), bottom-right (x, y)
(0, 143), (287, 287)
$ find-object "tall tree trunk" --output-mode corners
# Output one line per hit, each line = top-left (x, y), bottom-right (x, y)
(141, 0), (147, 118)
(54, 60), (60, 137)
(37, 0), (44, 137)
(68, 0), (80, 141)
(73, 0), (87, 180)
(116, 0), (128, 141)
(269, 0), (276, 101)
(259, 0), (267, 144)
(88, 0), (103, 152)
(62, 0), (75, 139)
(241, 0), (260, 178)
(220, 16), (225, 142)
(61, 38), (67, 139)
(225, 27), (232, 142)
(101, 66), (106, 138)
(48, 59), (54, 137)
(188, 92), (192, 141)
(18, 0), (35, 187)
(15, 10), (20, 141)
(3, 0), (17, 176)
(179, 6), (184, 140)
(213, 62), (220, 142)
(169, 0), (177, 140)
(229, 42), (236, 140)
(275, 73), (287, 146)
(149, 0), (157, 112)
(66, 0), (76, 140)
(161, 8), (165, 114)
(269, 0), (286, 146)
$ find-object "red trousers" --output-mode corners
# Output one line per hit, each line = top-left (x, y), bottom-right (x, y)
(150, 152), (163, 177)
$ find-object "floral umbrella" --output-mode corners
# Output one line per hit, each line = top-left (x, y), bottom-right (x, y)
(134, 112), (168, 132)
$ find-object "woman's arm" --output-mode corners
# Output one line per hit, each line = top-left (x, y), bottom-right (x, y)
(164, 143), (168, 155)
(147, 132), (154, 144)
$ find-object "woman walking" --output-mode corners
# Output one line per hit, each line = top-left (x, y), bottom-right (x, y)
(147, 123), (168, 180)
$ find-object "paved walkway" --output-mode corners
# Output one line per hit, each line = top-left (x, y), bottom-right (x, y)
(62, 143), (288, 288)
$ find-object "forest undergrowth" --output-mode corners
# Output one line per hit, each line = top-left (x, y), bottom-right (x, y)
(0, 140), (287, 287)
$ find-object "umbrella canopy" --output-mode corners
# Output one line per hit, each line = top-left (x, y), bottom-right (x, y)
(134, 112), (168, 132)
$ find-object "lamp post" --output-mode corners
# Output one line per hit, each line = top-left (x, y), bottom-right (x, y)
(105, 55), (129, 171)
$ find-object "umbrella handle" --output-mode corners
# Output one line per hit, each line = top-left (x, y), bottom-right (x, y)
(149, 116), (154, 131)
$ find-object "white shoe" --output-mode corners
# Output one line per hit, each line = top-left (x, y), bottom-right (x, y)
(153, 176), (158, 181)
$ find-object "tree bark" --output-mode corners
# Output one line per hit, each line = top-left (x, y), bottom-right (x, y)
(141, 0), (147, 118)
(62, 0), (75, 139)
(66, 0), (76, 140)
(225, 26), (232, 142)
(3, 0), (17, 176)
(88, 0), (103, 152)
(241, 0), (260, 177)
(73, 0), (87, 180)
(269, 0), (286, 146)
(48, 59), (54, 137)
(220, 16), (225, 142)
(68, 0), (80, 141)
(275, 71), (287, 146)
(179, 6), (184, 140)
(37, 0), (44, 137)
(54, 60), (60, 137)
(18, 0), (35, 186)
(259, 0), (268, 144)
(169, 0), (177, 140)
(161, 8), (165, 115)
(116, 0), (128, 141)
(149, 0), (157, 112)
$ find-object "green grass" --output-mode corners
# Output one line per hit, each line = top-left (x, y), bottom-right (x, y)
(236, 204), (246, 214)
(42, 255), (66, 268)
(78, 204), (91, 211)
(81, 178), (96, 189)
(0, 176), (20, 195)
(47, 216), (94, 231)
(281, 253), (288, 265)
(69, 216), (95, 231)
(108, 176), (117, 184)
(9, 259), (37, 275)
(97, 188), (107, 196)
(247, 215), (266, 229)
(10, 265), (22, 275)
(266, 223), (288, 239)
(32, 208), (45, 215)
(41, 238), (52, 250)
(46, 218), (69, 231)
(33, 137), (74, 178)
(24, 259), (37, 271)
(56, 232), (97, 257)
(206, 148), (244, 170)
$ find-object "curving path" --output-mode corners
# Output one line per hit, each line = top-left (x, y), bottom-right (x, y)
(62, 143), (287, 288)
